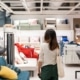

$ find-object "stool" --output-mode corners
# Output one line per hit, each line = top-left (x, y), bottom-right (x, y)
(75, 71), (80, 79)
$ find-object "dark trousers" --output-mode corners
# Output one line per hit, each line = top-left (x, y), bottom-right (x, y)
(41, 64), (58, 80)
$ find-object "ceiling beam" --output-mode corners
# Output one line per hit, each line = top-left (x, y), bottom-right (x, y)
(10, 7), (24, 9)
(13, 10), (69, 15)
(45, 0), (80, 3)
(2, 1), (21, 3)
(40, 0), (43, 13)
(21, 0), (30, 12)
(67, 3), (80, 14)
(43, 6), (73, 9)
(23, 0), (80, 3)
(0, 1), (13, 13)
(29, 6), (73, 9)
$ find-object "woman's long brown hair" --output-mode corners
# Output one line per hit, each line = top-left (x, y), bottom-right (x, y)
(44, 29), (59, 50)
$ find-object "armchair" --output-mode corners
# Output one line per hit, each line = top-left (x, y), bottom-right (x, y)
(0, 57), (30, 80)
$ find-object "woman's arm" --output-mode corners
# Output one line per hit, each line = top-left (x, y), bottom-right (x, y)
(38, 44), (44, 74)
(38, 61), (42, 74)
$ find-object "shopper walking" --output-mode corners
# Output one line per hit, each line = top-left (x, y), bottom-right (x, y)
(38, 29), (59, 80)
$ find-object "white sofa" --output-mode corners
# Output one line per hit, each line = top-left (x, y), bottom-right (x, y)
(64, 44), (80, 64)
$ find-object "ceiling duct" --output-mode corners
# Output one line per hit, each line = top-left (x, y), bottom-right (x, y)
(35, 2), (49, 11)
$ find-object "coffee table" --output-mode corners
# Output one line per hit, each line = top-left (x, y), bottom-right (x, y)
(15, 58), (37, 77)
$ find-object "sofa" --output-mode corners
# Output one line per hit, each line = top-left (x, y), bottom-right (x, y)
(64, 44), (80, 64)
(0, 57), (30, 80)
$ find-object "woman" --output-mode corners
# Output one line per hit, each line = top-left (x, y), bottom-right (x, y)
(38, 29), (59, 80)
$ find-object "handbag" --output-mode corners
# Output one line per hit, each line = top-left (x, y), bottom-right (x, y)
(57, 50), (64, 78)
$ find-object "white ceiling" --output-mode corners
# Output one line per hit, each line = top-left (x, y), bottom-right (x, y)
(0, 0), (80, 15)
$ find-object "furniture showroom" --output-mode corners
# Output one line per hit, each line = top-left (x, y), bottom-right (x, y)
(0, 0), (80, 80)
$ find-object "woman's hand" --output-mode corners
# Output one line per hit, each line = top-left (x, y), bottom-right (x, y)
(38, 73), (41, 78)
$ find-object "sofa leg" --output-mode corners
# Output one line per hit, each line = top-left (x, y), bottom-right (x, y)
(30, 71), (34, 77)
(75, 71), (80, 79)
(75, 71), (77, 79)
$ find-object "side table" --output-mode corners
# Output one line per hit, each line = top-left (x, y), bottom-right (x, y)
(75, 71), (80, 79)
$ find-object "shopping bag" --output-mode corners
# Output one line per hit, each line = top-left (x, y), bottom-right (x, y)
(57, 55), (64, 78)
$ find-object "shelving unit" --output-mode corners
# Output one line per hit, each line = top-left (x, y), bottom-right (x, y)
(44, 18), (70, 30)
(44, 18), (56, 30)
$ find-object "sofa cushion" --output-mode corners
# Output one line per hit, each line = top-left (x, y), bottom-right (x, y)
(18, 71), (30, 80)
(0, 57), (7, 66)
(0, 66), (18, 80)
(7, 64), (21, 74)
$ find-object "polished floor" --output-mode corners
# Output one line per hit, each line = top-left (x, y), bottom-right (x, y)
(30, 64), (80, 80)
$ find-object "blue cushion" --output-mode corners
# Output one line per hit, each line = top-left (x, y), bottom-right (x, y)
(18, 71), (30, 80)
(0, 57), (7, 66)
(7, 64), (21, 74)
(62, 36), (68, 42)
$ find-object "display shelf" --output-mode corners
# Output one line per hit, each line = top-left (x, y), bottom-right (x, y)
(56, 24), (70, 30)
(44, 18), (70, 30)
(44, 18), (56, 30)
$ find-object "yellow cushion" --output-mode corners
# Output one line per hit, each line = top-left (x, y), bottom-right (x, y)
(0, 66), (18, 79)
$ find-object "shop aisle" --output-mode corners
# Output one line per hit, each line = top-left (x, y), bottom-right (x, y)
(30, 64), (80, 80)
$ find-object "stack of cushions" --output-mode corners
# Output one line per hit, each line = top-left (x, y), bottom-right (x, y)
(0, 66), (18, 80)
(15, 46), (25, 64)
(14, 43), (39, 60)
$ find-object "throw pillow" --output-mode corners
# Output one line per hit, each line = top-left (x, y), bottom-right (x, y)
(20, 48), (32, 58)
(19, 52), (28, 63)
(7, 64), (21, 74)
(14, 43), (23, 52)
(0, 66), (18, 80)
(15, 48), (24, 64)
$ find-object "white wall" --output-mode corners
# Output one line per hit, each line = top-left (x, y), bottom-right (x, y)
(0, 28), (74, 48)
(14, 30), (74, 42)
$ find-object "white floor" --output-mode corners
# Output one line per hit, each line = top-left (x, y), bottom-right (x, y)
(30, 64), (80, 80)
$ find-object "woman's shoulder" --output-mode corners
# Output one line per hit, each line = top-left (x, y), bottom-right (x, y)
(41, 42), (48, 46)
(55, 48), (59, 51)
